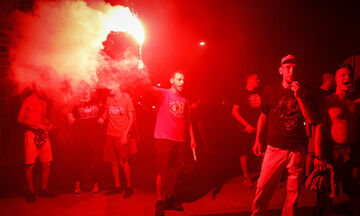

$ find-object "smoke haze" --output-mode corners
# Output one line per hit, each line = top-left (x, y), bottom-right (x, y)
(9, 0), (147, 106)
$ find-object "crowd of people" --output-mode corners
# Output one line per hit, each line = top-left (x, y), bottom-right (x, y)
(16, 54), (360, 216)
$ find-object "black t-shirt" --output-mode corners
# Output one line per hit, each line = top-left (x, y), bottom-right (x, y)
(233, 89), (262, 128)
(72, 100), (102, 140)
(262, 83), (312, 149)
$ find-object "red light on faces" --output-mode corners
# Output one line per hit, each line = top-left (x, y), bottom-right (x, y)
(199, 41), (206, 46)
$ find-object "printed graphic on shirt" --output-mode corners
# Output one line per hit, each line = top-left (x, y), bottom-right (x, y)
(275, 95), (301, 131)
(77, 105), (99, 120)
(109, 105), (127, 116)
(169, 101), (185, 119)
(248, 93), (261, 109)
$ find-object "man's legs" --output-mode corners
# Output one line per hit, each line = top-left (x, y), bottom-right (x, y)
(155, 139), (172, 216)
(251, 145), (288, 216)
(282, 150), (305, 216)
(24, 164), (36, 202)
(24, 131), (37, 200)
(155, 139), (175, 201)
(40, 162), (51, 190)
(111, 161), (121, 188)
(156, 173), (164, 200)
(117, 144), (133, 198)
(120, 161), (131, 187)
(25, 164), (35, 192)
(119, 159), (133, 198)
(155, 139), (182, 216)
(104, 136), (123, 195)
(240, 155), (253, 186)
(37, 161), (56, 197)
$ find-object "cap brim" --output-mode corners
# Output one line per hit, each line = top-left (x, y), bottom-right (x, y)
(281, 59), (297, 64)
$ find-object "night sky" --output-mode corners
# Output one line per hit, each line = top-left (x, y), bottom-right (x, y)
(130, 0), (360, 98)
(2, 0), (360, 98)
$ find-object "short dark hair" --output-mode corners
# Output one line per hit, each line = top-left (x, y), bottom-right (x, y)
(336, 63), (354, 74)
(170, 71), (185, 79)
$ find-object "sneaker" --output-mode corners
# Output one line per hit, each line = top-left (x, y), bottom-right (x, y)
(155, 200), (165, 216)
(123, 187), (133, 198)
(243, 177), (255, 188)
(38, 188), (57, 198)
(25, 190), (36, 203)
(104, 187), (123, 196)
(74, 188), (81, 197)
(165, 198), (184, 211)
(91, 183), (99, 194)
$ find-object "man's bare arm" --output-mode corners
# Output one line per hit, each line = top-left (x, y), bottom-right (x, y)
(291, 81), (316, 124)
(232, 104), (256, 133)
(252, 112), (267, 157)
(189, 122), (196, 149)
(18, 102), (48, 130)
(313, 102), (328, 171)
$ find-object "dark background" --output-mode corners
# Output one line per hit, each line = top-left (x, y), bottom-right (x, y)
(1, 0), (360, 196)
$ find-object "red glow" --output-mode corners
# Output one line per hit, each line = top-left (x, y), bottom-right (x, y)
(199, 41), (206, 46)
(106, 7), (145, 45)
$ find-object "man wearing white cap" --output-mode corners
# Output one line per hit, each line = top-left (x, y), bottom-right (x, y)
(251, 54), (316, 216)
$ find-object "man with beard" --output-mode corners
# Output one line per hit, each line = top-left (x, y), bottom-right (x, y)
(251, 54), (316, 216)
(314, 64), (360, 216)
(153, 71), (196, 216)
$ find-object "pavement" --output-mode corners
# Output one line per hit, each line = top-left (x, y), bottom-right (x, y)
(0, 175), (352, 216)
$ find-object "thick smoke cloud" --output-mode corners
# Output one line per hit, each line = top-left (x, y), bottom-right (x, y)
(8, 0), (147, 106)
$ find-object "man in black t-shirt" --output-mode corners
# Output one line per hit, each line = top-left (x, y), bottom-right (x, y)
(232, 74), (261, 187)
(251, 55), (316, 216)
(68, 89), (103, 195)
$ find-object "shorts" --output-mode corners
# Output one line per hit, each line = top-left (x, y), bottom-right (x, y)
(104, 135), (129, 162)
(155, 139), (183, 175)
(326, 142), (356, 194)
(24, 130), (52, 164)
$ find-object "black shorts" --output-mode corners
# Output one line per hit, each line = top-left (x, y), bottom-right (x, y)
(326, 142), (358, 194)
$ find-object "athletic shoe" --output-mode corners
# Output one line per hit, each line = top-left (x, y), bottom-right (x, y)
(74, 188), (81, 197)
(104, 187), (123, 196)
(38, 188), (57, 197)
(91, 183), (99, 193)
(155, 200), (165, 216)
(165, 197), (184, 211)
(123, 187), (133, 198)
(25, 191), (36, 203)
(243, 177), (255, 188)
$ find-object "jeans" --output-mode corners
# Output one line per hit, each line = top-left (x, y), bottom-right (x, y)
(251, 145), (306, 216)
